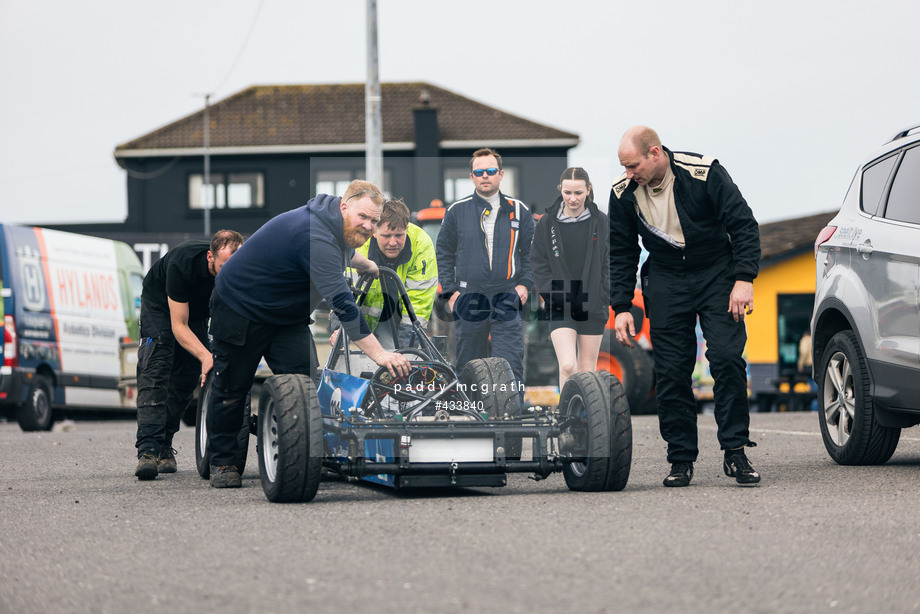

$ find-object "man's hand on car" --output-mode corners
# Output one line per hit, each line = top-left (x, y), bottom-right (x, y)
(200, 354), (213, 387)
(352, 254), (379, 278)
(374, 350), (411, 377)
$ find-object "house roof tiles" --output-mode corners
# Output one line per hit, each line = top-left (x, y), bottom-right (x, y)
(759, 210), (837, 262)
(115, 82), (578, 155)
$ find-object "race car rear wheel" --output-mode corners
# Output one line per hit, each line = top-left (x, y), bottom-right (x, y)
(462, 357), (522, 459)
(559, 371), (632, 491)
(195, 373), (250, 479)
(257, 374), (323, 503)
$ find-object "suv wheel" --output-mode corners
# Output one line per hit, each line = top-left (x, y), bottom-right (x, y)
(817, 330), (900, 465)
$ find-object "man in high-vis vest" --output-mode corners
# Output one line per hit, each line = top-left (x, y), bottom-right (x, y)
(332, 197), (438, 348)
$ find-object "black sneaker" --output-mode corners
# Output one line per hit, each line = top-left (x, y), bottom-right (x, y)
(663, 462), (693, 487)
(724, 449), (761, 485)
(210, 465), (242, 488)
(135, 452), (159, 480)
(158, 447), (177, 473)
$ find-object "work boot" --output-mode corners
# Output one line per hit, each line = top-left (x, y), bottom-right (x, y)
(158, 447), (177, 473)
(724, 449), (761, 485)
(210, 465), (242, 488)
(135, 452), (159, 480)
(663, 461), (693, 487)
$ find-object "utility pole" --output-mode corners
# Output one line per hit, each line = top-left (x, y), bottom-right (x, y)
(203, 94), (211, 236)
(365, 0), (383, 188)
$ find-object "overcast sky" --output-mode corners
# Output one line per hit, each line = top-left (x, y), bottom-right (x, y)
(2, 0), (918, 226)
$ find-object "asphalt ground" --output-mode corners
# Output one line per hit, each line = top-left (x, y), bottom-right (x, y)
(2, 410), (920, 614)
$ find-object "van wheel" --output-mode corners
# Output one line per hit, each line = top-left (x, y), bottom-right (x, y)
(817, 330), (900, 465)
(17, 375), (53, 431)
(195, 373), (250, 479)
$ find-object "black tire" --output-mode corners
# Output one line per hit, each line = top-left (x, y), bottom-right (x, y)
(195, 373), (251, 479)
(559, 371), (632, 491)
(462, 357), (522, 459)
(597, 331), (655, 414)
(817, 330), (900, 465)
(17, 375), (53, 432)
(257, 374), (323, 503)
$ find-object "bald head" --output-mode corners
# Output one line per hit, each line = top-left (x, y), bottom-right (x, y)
(619, 126), (661, 157)
(618, 125), (668, 187)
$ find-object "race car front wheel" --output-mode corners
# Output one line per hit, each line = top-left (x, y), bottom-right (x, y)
(559, 371), (632, 492)
(257, 374), (323, 503)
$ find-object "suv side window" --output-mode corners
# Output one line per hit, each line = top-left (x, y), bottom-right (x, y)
(883, 146), (920, 224)
(860, 154), (898, 215)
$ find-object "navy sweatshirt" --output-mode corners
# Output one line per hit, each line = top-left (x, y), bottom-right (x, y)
(214, 194), (371, 340)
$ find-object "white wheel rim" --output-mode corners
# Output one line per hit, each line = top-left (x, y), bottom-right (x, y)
(260, 397), (279, 483)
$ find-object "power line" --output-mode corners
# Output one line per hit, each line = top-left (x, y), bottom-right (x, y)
(211, 0), (266, 96)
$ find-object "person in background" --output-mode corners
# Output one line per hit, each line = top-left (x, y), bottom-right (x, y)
(797, 330), (813, 375)
(436, 148), (534, 401)
(531, 167), (609, 391)
(134, 229), (244, 480)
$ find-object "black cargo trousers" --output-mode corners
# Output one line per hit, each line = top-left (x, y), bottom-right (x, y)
(135, 321), (208, 456)
(642, 256), (754, 464)
(205, 292), (316, 468)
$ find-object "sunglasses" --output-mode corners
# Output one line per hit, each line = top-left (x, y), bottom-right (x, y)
(345, 189), (381, 202)
(471, 167), (500, 178)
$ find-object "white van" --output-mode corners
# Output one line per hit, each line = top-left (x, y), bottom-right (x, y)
(0, 224), (144, 430)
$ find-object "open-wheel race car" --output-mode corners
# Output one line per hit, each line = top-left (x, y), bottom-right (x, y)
(196, 268), (632, 502)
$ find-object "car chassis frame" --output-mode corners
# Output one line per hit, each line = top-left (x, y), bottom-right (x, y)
(233, 268), (630, 502)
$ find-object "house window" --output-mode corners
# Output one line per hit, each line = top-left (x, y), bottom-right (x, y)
(315, 170), (390, 197)
(189, 172), (265, 209)
(444, 167), (517, 203)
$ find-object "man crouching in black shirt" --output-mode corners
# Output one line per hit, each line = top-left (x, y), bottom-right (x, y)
(134, 229), (244, 480)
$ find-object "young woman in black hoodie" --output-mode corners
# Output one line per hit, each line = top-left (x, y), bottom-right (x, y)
(531, 167), (610, 391)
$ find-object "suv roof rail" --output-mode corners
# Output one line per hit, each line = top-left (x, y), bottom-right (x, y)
(887, 124), (920, 144)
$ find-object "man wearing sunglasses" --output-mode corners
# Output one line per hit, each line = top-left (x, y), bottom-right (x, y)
(204, 180), (412, 488)
(436, 148), (535, 404)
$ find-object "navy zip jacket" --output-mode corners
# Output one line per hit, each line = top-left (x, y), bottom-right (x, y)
(214, 194), (371, 340)
(608, 147), (760, 315)
(436, 190), (535, 298)
(531, 197), (610, 323)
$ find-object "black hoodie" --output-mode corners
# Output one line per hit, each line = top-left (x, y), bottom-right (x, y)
(531, 196), (610, 323)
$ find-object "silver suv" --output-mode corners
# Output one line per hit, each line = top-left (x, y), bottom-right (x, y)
(812, 124), (920, 465)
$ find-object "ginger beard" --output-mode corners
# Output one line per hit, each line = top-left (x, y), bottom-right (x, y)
(342, 213), (372, 248)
